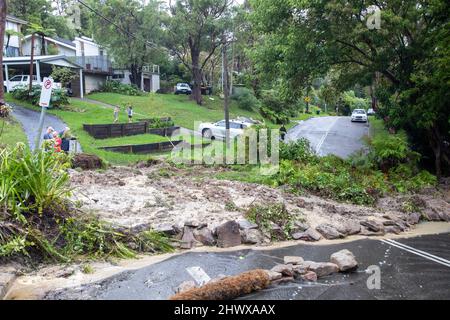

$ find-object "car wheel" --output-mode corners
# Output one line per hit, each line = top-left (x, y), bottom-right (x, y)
(202, 129), (213, 139)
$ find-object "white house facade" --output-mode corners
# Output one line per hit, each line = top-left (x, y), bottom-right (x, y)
(4, 15), (27, 57)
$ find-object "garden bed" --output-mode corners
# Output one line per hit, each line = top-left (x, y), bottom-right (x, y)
(83, 122), (180, 139)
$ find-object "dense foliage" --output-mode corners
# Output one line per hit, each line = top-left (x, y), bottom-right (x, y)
(101, 81), (144, 96)
(11, 85), (69, 108)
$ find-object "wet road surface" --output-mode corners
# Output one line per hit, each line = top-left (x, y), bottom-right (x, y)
(46, 233), (450, 300)
(286, 116), (370, 158)
(10, 103), (82, 151)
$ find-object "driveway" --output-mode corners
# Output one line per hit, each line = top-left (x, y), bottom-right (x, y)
(286, 116), (370, 158)
(10, 103), (81, 151)
(44, 233), (450, 300)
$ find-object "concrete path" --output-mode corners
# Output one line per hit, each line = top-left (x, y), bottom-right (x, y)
(10, 103), (82, 152)
(44, 233), (450, 300)
(286, 116), (370, 158)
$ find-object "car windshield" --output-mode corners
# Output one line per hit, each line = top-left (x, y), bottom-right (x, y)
(10, 75), (22, 81)
(179, 83), (189, 88)
(353, 109), (366, 114)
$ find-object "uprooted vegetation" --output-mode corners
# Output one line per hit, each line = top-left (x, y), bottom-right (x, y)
(219, 130), (437, 206)
(0, 145), (173, 262)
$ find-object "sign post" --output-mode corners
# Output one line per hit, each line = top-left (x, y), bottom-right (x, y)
(34, 77), (54, 151)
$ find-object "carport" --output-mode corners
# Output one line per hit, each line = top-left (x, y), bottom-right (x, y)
(2, 55), (84, 98)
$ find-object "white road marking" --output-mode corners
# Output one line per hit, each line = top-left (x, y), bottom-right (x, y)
(383, 239), (450, 264)
(186, 266), (211, 285)
(315, 117), (338, 154)
(381, 239), (450, 268)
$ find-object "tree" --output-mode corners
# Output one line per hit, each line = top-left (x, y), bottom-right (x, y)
(26, 22), (56, 92)
(166, 0), (232, 105)
(5, 29), (23, 56)
(50, 66), (77, 88)
(249, 0), (450, 177)
(0, 0), (6, 106)
(91, 0), (165, 88)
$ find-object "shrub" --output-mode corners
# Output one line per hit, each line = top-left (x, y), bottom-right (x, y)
(231, 88), (260, 111)
(11, 85), (69, 108)
(280, 138), (317, 163)
(0, 104), (12, 118)
(245, 203), (299, 240)
(259, 91), (291, 124)
(102, 81), (143, 96)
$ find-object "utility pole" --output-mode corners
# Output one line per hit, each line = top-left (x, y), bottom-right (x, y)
(28, 33), (35, 93)
(0, 0), (7, 105)
(222, 34), (230, 148)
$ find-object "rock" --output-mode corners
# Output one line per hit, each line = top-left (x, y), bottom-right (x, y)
(330, 249), (358, 272)
(180, 226), (197, 249)
(292, 265), (308, 276)
(216, 221), (242, 248)
(316, 224), (344, 240)
(176, 280), (197, 293)
(407, 212), (421, 225)
(265, 270), (283, 281)
(283, 256), (304, 265)
(359, 227), (385, 236)
(241, 229), (265, 244)
(292, 228), (322, 242)
(292, 221), (310, 232)
(184, 220), (200, 228)
(154, 223), (178, 236)
(237, 219), (258, 230)
(340, 221), (361, 235)
(385, 225), (402, 234)
(270, 264), (294, 277)
(194, 227), (215, 246)
(269, 223), (285, 240)
(360, 219), (384, 233)
(425, 199), (450, 221)
(271, 276), (295, 285)
(301, 271), (318, 282)
(306, 262), (339, 278)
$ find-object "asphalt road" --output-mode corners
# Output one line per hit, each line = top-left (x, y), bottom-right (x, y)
(286, 116), (370, 158)
(10, 103), (81, 151)
(45, 233), (450, 300)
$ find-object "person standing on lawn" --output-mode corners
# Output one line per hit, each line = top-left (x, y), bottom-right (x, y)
(113, 105), (120, 123)
(127, 104), (133, 123)
(52, 131), (62, 153)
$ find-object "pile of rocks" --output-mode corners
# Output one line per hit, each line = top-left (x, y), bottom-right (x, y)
(266, 249), (358, 284)
(154, 212), (427, 250)
(155, 219), (267, 249)
(175, 249), (358, 296)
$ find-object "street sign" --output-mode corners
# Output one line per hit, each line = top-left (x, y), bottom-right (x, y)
(39, 77), (54, 107)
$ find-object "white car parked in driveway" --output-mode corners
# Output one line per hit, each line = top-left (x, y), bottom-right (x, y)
(4, 75), (61, 92)
(351, 109), (368, 123)
(199, 119), (254, 140)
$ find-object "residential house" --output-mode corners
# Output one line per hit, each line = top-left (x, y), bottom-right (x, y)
(111, 65), (160, 93)
(4, 15), (27, 57)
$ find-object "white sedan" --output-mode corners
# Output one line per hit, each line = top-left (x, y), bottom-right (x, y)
(351, 109), (368, 123)
(199, 119), (253, 140)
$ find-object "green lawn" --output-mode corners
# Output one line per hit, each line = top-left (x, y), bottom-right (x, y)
(87, 92), (266, 130)
(5, 94), (168, 164)
(0, 116), (28, 149)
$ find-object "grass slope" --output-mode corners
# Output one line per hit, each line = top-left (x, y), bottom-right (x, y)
(0, 117), (28, 149)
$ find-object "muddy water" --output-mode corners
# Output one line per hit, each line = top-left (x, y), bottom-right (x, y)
(4, 222), (450, 300)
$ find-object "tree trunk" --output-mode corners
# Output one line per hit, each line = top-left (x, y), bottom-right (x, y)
(0, 0), (6, 105)
(129, 64), (142, 89)
(428, 127), (442, 179)
(190, 47), (203, 105)
(222, 37), (230, 147)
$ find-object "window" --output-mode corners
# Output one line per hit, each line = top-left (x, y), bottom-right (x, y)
(216, 121), (226, 127)
(9, 75), (22, 81)
(230, 122), (244, 129)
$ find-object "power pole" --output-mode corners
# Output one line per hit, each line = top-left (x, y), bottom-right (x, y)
(0, 0), (7, 105)
(28, 33), (35, 93)
(222, 35), (230, 148)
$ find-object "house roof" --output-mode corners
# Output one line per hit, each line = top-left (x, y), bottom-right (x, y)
(6, 15), (27, 25)
(3, 55), (82, 69)
(22, 35), (76, 50)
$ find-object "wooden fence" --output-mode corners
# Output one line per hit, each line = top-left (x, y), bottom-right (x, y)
(100, 140), (183, 154)
(83, 118), (179, 139)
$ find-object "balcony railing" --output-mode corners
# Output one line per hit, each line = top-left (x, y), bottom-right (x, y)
(70, 56), (113, 74)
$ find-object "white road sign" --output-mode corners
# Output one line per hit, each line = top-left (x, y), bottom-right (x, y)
(39, 77), (54, 107)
